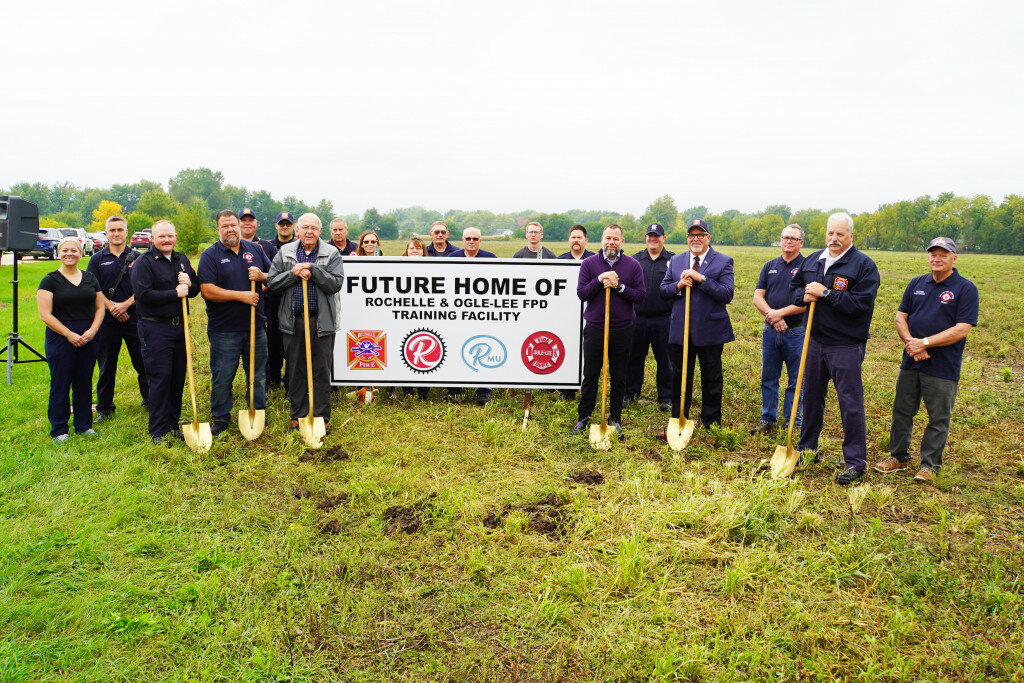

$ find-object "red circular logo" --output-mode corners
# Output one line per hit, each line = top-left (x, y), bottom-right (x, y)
(521, 331), (564, 375)
(402, 329), (446, 373)
(243, 252), (254, 262)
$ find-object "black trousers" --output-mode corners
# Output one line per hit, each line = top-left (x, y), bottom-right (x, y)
(283, 328), (334, 422)
(45, 321), (99, 438)
(668, 341), (724, 427)
(265, 293), (286, 386)
(138, 319), (186, 438)
(625, 315), (672, 403)
(578, 323), (633, 424)
(95, 317), (148, 414)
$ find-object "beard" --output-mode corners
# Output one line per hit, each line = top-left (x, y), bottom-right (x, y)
(603, 246), (619, 259)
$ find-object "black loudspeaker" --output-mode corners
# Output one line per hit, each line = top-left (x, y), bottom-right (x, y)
(0, 196), (41, 251)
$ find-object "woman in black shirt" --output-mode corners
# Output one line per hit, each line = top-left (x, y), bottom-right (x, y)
(37, 237), (105, 442)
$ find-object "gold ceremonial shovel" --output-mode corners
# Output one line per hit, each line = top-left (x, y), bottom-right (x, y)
(298, 278), (326, 448)
(181, 297), (212, 453)
(770, 301), (816, 479)
(589, 288), (615, 450)
(238, 281), (265, 440)
(666, 286), (695, 451)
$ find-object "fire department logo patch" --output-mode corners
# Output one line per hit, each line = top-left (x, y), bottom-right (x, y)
(347, 330), (386, 370)
(832, 276), (849, 291)
(243, 252), (254, 262)
(939, 290), (954, 303)
(521, 331), (565, 375)
(791, 267), (798, 276)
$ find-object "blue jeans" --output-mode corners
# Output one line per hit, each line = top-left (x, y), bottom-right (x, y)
(761, 324), (805, 427)
(209, 329), (267, 425)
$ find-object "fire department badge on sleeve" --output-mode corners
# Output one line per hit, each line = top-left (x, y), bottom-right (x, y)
(832, 276), (849, 291)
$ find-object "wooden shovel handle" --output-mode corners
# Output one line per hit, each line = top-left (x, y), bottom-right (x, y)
(600, 287), (611, 430)
(248, 280), (256, 416)
(784, 301), (815, 451)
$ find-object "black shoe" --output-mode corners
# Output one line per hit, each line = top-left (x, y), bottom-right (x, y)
(210, 421), (229, 436)
(622, 396), (634, 409)
(749, 420), (777, 435)
(658, 402), (671, 413)
(170, 429), (184, 441)
(152, 434), (168, 445)
(94, 410), (115, 423)
(835, 467), (865, 485)
(796, 450), (822, 466)
(612, 422), (625, 441)
(476, 395), (491, 406)
(569, 418), (590, 435)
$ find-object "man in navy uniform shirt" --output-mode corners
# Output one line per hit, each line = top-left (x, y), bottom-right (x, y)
(750, 224), (807, 434)
(874, 237), (978, 483)
(625, 223), (675, 411)
(266, 211), (295, 388)
(572, 224), (646, 437)
(659, 219), (735, 429)
(426, 221), (458, 257)
(790, 212), (880, 485)
(449, 227), (497, 258)
(329, 218), (358, 256)
(197, 210), (272, 436)
(238, 208), (278, 261)
(558, 225), (596, 261)
(130, 220), (200, 444)
(87, 215), (147, 421)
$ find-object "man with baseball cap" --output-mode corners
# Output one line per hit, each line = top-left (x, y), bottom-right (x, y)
(625, 223), (675, 411)
(659, 219), (735, 429)
(266, 211), (296, 388)
(873, 237), (978, 483)
(238, 208), (278, 261)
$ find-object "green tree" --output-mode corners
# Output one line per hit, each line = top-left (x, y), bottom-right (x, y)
(763, 204), (792, 223)
(109, 180), (162, 212)
(639, 195), (679, 229)
(136, 190), (181, 219)
(173, 201), (215, 256)
(169, 168), (224, 206)
(126, 212), (154, 235)
(681, 205), (709, 224)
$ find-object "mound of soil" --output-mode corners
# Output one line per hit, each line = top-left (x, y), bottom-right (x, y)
(300, 446), (350, 463)
(317, 493), (350, 511)
(483, 493), (573, 540)
(569, 469), (605, 485)
(319, 518), (341, 535)
(382, 493), (437, 535)
(294, 486), (311, 499)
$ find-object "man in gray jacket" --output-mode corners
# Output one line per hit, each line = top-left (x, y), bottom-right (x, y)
(268, 213), (344, 431)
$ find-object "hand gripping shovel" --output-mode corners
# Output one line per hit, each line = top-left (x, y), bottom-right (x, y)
(298, 278), (326, 448)
(238, 281), (265, 440)
(589, 288), (615, 450)
(770, 301), (815, 479)
(667, 286), (695, 451)
(180, 297), (212, 453)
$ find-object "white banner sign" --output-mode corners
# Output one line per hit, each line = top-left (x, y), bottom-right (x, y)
(332, 257), (584, 388)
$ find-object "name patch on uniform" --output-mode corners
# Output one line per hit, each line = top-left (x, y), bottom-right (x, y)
(939, 290), (955, 303)
(832, 276), (849, 291)
(768, 269), (778, 274)
(914, 290), (926, 296)
(243, 252), (254, 262)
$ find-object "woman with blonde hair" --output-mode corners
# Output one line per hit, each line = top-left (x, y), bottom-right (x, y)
(37, 237), (105, 442)
(355, 231), (383, 256)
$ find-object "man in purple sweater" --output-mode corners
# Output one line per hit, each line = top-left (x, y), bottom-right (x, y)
(571, 224), (646, 438)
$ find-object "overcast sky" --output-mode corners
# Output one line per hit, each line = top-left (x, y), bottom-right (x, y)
(4, 0), (1022, 217)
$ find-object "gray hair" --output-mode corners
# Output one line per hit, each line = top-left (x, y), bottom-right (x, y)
(297, 212), (322, 228)
(330, 218), (348, 229)
(462, 226), (481, 239)
(782, 223), (804, 239)
(827, 212), (854, 232)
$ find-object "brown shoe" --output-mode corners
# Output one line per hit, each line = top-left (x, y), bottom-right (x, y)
(874, 456), (910, 473)
(656, 428), (667, 441)
(913, 466), (935, 483)
(287, 419), (299, 432)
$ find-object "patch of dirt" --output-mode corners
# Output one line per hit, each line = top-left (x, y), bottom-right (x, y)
(482, 493), (574, 540)
(382, 493), (437, 535)
(569, 469), (605, 485)
(294, 486), (311, 499)
(319, 518), (341, 535)
(644, 449), (664, 461)
(300, 446), (350, 463)
(333, 563), (350, 579)
(317, 493), (350, 511)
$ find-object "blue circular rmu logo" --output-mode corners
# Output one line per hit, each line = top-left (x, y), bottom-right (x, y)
(461, 335), (508, 372)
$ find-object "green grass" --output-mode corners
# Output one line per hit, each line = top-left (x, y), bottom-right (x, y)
(2, 245), (1023, 680)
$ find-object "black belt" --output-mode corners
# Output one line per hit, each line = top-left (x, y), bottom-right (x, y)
(140, 315), (182, 325)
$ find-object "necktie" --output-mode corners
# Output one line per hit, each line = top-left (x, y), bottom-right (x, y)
(693, 254), (700, 271)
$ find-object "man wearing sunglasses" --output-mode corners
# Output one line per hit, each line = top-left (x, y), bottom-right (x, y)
(448, 227), (495, 404)
(750, 224), (807, 435)
(426, 221), (457, 257)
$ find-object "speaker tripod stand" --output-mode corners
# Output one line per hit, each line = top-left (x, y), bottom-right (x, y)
(1, 253), (46, 385)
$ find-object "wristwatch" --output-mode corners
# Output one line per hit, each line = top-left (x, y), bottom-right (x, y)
(821, 288), (830, 298)
(923, 337), (931, 346)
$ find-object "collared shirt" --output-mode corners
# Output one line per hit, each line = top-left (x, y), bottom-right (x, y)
(449, 249), (497, 258)
(293, 245), (320, 315)
(86, 245), (141, 320)
(426, 241), (458, 257)
(820, 244), (854, 274)
(899, 269), (978, 381)
(197, 240), (272, 333)
(558, 249), (595, 260)
(756, 253), (806, 328)
(687, 248), (709, 270)
(632, 247), (675, 316)
(577, 252), (646, 330)
(250, 238), (278, 261)
(791, 246), (879, 345)
(130, 249), (199, 318)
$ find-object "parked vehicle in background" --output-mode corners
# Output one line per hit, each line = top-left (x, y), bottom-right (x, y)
(89, 231), (108, 251)
(25, 228), (64, 259)
(57, 228), (94, 256)
(130, 229), (152, 249)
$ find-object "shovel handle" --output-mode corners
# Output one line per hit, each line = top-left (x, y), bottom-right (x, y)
(302, 278), (316, 423)
(599, 287), (611, 430)
(784, 300), (815, 451)
(181, 297), (200, 428)
(679, 285), (691, 412)
(249, 280), (256, 416)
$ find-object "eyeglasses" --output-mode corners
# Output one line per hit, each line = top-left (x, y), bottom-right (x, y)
(362, 239), (379, 244)
(431, 230), (447, 236)
(464, 237), (480, 241)
(781, 236), (803, 242)
(687, 234), (709, 241)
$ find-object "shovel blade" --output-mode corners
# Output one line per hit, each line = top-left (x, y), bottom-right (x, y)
(666, 417), (695, 451)
(238, 409), (265, 441)
(299, 415), (326, 448)
(589, 422), (614, 451)
(182, 421), (213, 453)
(770, 444), (800, 479)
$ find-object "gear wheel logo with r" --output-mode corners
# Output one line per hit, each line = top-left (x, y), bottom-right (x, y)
(401, 329), (446, 373)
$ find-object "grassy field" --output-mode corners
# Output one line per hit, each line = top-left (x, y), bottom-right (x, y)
(2, 241), (1023, 681)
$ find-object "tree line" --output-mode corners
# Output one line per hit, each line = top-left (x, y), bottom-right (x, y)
(4, 168), (1022, 254)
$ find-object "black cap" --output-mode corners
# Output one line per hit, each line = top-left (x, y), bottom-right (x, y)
(238, 208), (257, 220)
(688, 219), (710, 234)
(276, 212), (294, 225)
(926, 236), (957, 253)
(646, 223), (665, 237)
